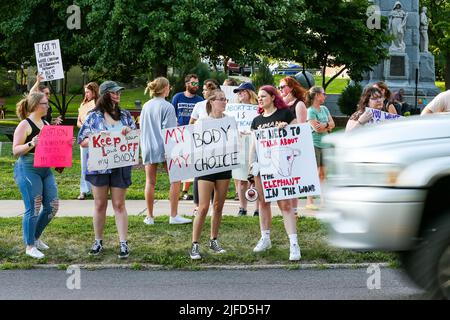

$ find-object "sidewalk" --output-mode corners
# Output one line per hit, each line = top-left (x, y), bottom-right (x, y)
(0, 199), (321, 218)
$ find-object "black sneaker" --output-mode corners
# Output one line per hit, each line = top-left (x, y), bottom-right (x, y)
(118, 241), (129, 259)
(89, 240), (103, 256)
(238, 207), (247, 216)
(209, 239), (226, 253)
(182, 193), (193, 200)
(253, 210), (259, 217)
(190, 242), (201, 260)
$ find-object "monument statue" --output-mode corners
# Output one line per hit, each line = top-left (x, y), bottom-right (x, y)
(388, 1), (408, 53)
(420, 6), (429, 53)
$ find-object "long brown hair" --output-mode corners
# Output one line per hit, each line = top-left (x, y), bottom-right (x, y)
(16, 92), (44, 120)
(281, 76), (306, 102)
(82, 82), (100, 104)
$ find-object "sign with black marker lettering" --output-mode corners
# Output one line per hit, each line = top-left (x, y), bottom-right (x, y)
(163, 117), (239, 183)
(34, 39), (64, 81)
(225, 103), (259, 133)
(255, 124), (321, 202)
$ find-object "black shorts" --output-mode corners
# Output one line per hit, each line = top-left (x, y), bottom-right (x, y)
(197, 170), (232, 182)
(86, 166), (132, 189)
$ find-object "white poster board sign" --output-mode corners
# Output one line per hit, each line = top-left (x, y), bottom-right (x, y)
(34, 39), (64, 81)
(163, 117), (240, 183)
(225, 103), (259, 133)
(221, 85), (239, 103)
(255, 124), (321, 202)
(366, 107), (402, 124)
(88, 129), (140, 171)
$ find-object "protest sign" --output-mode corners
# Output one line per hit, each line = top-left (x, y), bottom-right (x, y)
(87, 129), (140, 171)
(163, 117), (240, 183)
(34, 125), (73, 168)
(366, 107), (402, 124)
(225, 103), (259, 133)
(221, 85), (239, 103)
(34, 39), (64, 81)
(254, 124), (321, 202)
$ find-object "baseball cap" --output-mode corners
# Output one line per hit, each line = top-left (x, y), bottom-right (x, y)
(233, 82), (256, 93)
(99, 81), (124, 95)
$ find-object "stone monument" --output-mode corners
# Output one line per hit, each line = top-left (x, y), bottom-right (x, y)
(361, 0), (440, 99)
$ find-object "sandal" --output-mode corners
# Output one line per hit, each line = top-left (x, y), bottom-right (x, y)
(77, 193), (87, 200)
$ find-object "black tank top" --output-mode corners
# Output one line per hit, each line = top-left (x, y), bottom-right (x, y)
(289, 99), (301, 118)
(24, 118), (46, 153)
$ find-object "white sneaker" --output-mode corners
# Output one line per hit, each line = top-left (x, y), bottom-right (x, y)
(143, 216), (154, 225)
(289, 243), (301, 261)
(35, 239), (49, 250)
(26, 247), (45, 259)
(169, 215), (192, 224)
(253, 237), (272, 253)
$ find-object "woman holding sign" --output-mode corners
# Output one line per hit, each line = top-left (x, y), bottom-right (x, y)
(249, 85), (301, 261)
(140, 77), (192, 226)
(78, 81), (136, 259)
(76, 82), (99, 200)
(190, 89), (232, 260)
(13, 92), (59, 259)
(345, 87), (383, 132)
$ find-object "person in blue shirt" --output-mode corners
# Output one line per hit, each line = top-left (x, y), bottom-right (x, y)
(171, 74), (204, 200)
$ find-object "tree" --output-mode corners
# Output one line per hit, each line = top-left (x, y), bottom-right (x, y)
(422, 0), (450, 90)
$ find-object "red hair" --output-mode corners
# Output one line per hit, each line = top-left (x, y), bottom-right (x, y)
(258, 85), (288, 114)
(281, 76), (306, 102)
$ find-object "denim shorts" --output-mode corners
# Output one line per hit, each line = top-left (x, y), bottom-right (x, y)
(86, 166), (132, 189)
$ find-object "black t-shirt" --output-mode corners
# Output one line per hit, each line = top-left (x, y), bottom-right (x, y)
(251, 108), (295, 131)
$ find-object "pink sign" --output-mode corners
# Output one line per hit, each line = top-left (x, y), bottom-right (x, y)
(34, 125), (73, 168)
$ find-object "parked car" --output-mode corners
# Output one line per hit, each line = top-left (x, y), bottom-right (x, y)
(318, 114), (450, 299)
(227, 59), (251, 76)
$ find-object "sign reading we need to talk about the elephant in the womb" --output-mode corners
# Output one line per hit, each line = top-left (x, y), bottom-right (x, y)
(254, 124), (321, 202)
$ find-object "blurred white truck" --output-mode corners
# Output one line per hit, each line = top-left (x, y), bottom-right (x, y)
(319, 114), (450, 299)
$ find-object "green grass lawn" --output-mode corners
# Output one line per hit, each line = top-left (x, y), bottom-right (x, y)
(0, 215), (397, 268)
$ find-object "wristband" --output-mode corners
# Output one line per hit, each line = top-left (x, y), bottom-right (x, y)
(325, 122), (329, 128)
(28, 142), (33, 148)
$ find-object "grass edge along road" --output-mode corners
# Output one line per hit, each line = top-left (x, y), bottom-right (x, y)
(0, 215), (397, 269)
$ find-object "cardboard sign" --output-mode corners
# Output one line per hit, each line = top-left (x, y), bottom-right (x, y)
(34, 125), (73, 168)
(87, 129), (140, 171)
(163, 117), (240, 183)
(254, 124), (321, 202)
(34, 39), (64, 81)
(225, 103), (259, 133)
(366, 107), (402, 124)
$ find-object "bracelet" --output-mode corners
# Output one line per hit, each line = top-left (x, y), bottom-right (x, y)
(325, 122), (329, 128)
(28, 142), (33, 148)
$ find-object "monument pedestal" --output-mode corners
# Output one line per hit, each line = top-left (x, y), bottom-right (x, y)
(384, 52), (409, 81)
(419, 52), (441, 95)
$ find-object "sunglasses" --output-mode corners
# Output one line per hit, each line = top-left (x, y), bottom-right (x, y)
(278, 85), (288, 90)
(214, 98), (228, 102)
(187, 81), (199, 86)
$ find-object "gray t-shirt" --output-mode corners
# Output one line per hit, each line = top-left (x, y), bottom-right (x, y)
(140, 97), (177, 164)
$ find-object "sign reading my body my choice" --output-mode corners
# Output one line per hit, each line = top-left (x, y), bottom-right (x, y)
(34, 126), (73, 168)
(163, 117), (240, 183)
(255, 124), (321, 202)
(88, 130), (140, 171)
(34, 39), (64, 81)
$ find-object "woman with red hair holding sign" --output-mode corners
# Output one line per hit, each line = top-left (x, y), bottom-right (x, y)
(248, 85), (301, 261)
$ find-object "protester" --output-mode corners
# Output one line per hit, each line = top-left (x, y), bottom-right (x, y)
(76, 82), (99, 200)
(392, 88), (410, 115)
(189, 79), (220, 216)
(421, 90), (450, 114)
(278, 76), (314, 213)
(249, 85), (301, 261)
(140, 77), (192, 225)
(223, 78), (238, 86)
(373, 81), (399, 114)
(30, 74), (62, 125)
(345, 87), (383, 132)
(13, 92), (59, 259)
(190, 89), (232, 259)
(171, 74), (204, 201)
(307, 86), (334, 207)
(78, 81), (136, 259)
(232, 82), (261, 217)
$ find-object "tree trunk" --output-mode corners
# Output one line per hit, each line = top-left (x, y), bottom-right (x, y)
(153, 64), (168, 77)
(445, 52), (450, 91)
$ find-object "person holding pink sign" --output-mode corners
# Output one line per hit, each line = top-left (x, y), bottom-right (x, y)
(248, 85), (301, 261)
(12, 92), (59, 259)
(78, 81), (136, 259)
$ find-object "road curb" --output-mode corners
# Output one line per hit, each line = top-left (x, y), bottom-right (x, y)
(28, 262), (392, 271)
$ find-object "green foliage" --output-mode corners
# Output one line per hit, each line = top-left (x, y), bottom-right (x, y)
(337, 83), (363, 116)
(251, 58), (274, 89)
(68, 85), (82, 95)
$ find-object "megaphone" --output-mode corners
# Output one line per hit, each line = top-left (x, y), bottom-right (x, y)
(245, 187), (259, 202)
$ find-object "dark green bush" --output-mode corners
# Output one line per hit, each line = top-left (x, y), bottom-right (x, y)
(337, 83), (363, 116)
(251, 58), (274, 89)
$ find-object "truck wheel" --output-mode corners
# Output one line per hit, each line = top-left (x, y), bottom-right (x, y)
(400, 212), (450, 299)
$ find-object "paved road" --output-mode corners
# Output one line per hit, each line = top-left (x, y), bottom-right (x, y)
(0, 267), (424, 300)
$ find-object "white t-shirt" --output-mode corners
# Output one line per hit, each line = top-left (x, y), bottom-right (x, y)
(426, 90), (450, 113)
(190, 100), (208, 121)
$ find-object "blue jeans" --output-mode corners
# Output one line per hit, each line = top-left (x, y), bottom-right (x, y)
(79, 146), (91, 194)
(14, 154), (59, 246)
